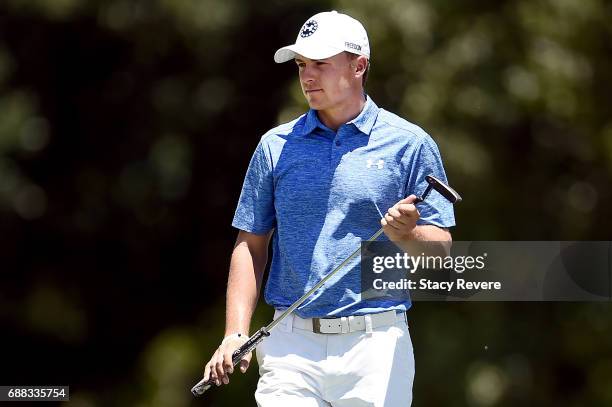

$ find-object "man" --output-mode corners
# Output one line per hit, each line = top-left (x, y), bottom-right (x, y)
(202, 10), (455, 406)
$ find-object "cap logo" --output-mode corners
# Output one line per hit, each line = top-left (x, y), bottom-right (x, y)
(345, 42), (362, 51)
(300, 20), (318, 38)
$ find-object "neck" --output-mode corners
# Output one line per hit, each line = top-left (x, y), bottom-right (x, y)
(317, 92), (366, 131)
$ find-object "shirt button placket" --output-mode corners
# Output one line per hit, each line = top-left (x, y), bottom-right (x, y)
(332, 128), (343, 167)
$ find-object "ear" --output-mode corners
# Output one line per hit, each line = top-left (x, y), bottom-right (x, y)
(353, 55), (368, 79)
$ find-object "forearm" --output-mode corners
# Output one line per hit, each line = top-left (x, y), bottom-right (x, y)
(407, 225), (451, 242)
(224, 234), (270, 337)
(396, 225), (452, 256)
(203, 231), (271, 384)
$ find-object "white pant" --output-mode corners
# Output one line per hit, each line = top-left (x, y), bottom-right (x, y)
(255, 311), (415, 406)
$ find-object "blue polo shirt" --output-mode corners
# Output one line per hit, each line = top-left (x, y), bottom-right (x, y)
(232, 96), (455, 318)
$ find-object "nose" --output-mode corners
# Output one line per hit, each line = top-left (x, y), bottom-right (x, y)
(300, 63), (316, 83)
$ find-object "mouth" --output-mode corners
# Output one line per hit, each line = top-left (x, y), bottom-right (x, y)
(305, 89), (322, 94)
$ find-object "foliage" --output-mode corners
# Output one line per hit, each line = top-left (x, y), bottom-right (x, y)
(0, 1), (610, 405)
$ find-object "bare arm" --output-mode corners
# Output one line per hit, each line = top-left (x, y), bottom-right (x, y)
(225, 230), (272, 336)
(203, 229), (272, 386)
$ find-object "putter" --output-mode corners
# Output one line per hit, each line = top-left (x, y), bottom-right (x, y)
(191, 175), (461, 396)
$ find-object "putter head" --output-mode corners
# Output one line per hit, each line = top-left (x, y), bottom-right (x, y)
(425, 175), (462, 203)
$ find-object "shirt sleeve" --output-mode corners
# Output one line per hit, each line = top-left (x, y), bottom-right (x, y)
(405, 136), (456, 228)
(232, 140), (276, 234)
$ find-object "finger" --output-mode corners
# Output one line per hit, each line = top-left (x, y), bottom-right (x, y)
(222, 373), (229, 385)
(398, 194), (418, 205)
(214, 353), (226, 385)
(208, 350), (219, 382)
(203, 362), (211, 381)
(223, 349), (234, 374)
(215, 360), (224, 384)
(398, 204), (419, 218)
(387, 207), (408, 224)
(240, 352), (252, 373)
(385, 213), (402, 230)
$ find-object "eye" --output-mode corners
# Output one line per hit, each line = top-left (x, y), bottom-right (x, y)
(315, 61), (326, 66)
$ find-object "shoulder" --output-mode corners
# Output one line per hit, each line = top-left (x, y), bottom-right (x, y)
(259, 114), (307, 145)
(375, 108), (434, 146)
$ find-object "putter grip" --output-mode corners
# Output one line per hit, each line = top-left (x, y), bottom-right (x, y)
(191, 327), (270, 397)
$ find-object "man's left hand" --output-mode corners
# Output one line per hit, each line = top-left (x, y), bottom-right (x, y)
(380, 195), (420, 241)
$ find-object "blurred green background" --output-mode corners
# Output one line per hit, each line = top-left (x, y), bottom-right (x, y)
(1, 0), (611, 406)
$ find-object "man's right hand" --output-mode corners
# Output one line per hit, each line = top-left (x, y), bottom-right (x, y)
(202, 334), (251, 386)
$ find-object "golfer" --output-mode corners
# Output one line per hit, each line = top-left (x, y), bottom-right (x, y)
(202, 10), (455, 406)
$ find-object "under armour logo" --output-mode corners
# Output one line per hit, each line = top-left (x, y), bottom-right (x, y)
(300, 20), (318, 37)
(366, 159), (384, 169)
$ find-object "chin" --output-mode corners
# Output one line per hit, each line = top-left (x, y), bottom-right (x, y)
(307, 101), (322, 110)
(306, 97), (328, 111)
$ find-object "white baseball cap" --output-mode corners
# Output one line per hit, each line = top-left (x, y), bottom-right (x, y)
(274, 11), (370, 63)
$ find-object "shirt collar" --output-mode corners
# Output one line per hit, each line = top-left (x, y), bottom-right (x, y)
(301, 108), (327, 136)
(347, 95), (379, 136)
(301, 95), (380, 136)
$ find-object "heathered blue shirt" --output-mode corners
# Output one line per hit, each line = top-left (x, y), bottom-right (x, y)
(232, 96), (455, 318)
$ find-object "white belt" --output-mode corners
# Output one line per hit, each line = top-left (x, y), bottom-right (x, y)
(273, 309), (406, 334)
